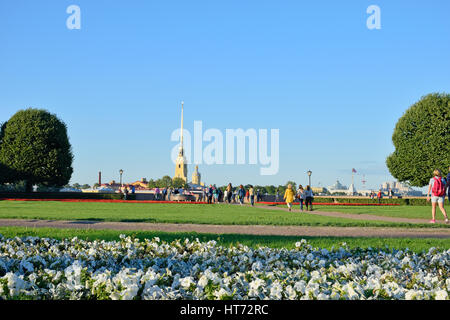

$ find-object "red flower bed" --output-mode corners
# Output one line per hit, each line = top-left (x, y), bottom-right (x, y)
(0, 198), (209, 204)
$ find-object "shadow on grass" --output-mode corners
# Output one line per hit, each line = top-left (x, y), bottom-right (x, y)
(72, 218), (105, 223)
(119, 218), (158, 223)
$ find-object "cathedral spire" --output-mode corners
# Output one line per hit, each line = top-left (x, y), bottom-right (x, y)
(174, 101), (187, 182)
(179, 101), (184, 155)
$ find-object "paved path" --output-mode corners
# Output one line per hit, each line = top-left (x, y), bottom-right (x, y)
(1, 218), (450, 238)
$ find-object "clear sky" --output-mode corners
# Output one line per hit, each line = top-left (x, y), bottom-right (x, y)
(1, 1), (449, 190)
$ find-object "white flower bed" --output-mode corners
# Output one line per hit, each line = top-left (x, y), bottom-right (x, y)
(0, 234), (449, 300)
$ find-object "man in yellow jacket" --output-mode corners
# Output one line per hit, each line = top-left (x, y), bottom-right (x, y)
(284, 184), (295, 212)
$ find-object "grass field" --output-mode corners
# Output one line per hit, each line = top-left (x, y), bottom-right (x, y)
(0, 226), (449, 253)
(274, 203), (447, 220)
(0, 200), (447, 228)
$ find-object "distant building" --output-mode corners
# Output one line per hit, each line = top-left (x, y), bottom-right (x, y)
(327, 180), (351, 195)
(380, 181), (423, 196)
(312, 187), (327, 195)
(130, 178), (151, 190)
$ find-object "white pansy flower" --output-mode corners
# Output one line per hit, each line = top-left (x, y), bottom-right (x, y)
(435, 290), (448, 300)
(180, 276), (195, 290)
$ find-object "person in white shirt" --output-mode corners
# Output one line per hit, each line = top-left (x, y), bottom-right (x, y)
(296, 185), (305, 212)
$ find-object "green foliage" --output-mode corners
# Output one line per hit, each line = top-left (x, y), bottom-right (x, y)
(265, 185), (276, 195)
(147, 179), (156, 189)
(0, 108), (73, 191)
(0, 192), (123, 200)
(285, 181), (297, 190)
(172, 177), (188, 189)
(156, 175), (173, 188)
(0, 162), (14, 184)
(386, 93), (450, 187)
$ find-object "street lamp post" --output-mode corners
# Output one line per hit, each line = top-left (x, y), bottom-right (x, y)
(119, 169), (124, 187)
(307, 170), (312, 187)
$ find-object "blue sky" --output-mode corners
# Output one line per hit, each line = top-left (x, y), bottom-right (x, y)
(1, 1), (449, 190)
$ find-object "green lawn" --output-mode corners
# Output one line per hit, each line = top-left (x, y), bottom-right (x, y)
(0, 226), (448, 253)
(0, 200), (448, 229)
(275, 204), (445, 220)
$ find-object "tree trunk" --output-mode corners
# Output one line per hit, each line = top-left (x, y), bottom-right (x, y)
(25, 180), (33, 193)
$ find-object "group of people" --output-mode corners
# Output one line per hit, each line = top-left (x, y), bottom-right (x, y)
(199, 183), (316, 212)
(200, 184), (261, 205)
(120, 185), (135, 200)
(426, 167), (450, 224)
(154, 187), (189, 201)
(283, 184), (314, 212)
(369, 190), (386, 204)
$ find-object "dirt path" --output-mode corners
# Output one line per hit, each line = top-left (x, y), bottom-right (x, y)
(1, 218), (450, 238)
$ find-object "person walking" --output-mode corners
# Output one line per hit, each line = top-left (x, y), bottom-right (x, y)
(377, 190), (382, 204)
(202, 187), (207, 202)
(304, 185), (314, 211)
(167, 187), (172, 201)
(207, 185), (213, 204)
(123, 186), (129, 201)
(238, 185), (246, 205)
(297, 184), (305, 212)
(213, 185), (219, 203)
(249, 185), (255, 206)
(447, 166), (450, 205)
(427, 169), (449, 224)
(223, 189), (228, 203)
(283, 184), (295, 212)
(226, 183), (233, 203)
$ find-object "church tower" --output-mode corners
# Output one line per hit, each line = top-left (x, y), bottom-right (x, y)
(174, 101), (187, 182)
(192, 165), (201, 185)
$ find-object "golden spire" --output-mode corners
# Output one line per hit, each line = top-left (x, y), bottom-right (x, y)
(179, 101), (184, 155)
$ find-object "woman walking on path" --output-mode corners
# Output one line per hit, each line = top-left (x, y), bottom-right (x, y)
(284, 184), (295, 212)
(304, 185), (314, 211)
(296, 185), (305, 211)
(427, 169), (449, 224)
